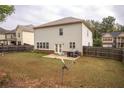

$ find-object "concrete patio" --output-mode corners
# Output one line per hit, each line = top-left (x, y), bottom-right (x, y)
(43, 54), (80, 61)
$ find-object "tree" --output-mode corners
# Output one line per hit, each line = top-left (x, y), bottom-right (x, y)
(84, 20), (102, 46)
(120, 26), (124, 32)
(0, 5), (14, 22)
(84, 16), (124, 47)
(116, 24), (124, 32)
(101, 16), (116, 33)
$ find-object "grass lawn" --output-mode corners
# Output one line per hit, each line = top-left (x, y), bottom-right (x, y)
(0, 52), (124, 87)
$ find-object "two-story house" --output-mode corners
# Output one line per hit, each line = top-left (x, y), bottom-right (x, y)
(102, 31), (124, 48)
(0, 25), (34, 46)
(5, 30), (16, 45)
(16, 25), (34, 45)
(34, 17), (93, 55)
(0, 27), (16, 45)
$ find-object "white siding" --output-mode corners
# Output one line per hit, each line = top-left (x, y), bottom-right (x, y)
(22, 31), (34, 45)
(16, 27), (34, 45)
(16, 28), (23, 45)
(34, 23), (82, 52)
(82, 23), (93, 46)
(0, 34), (5, 40)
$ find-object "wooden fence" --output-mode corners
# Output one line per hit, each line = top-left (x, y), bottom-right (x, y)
(0, 45), (34, 52)
(83, 46), (124, 62)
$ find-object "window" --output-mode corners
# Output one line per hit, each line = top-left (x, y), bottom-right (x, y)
(18, 41), (21, 45)
(43, 42), (45, 48)
(70, 42), (72, 48)
(59, 28), (63, 36)
(73, 42), (75, 48)
(18, 33), (20, 38)
(11, 34), (13, 39)
(70, 42), (75, 49)
(46, 42), (49, 49)
(103, 37), (112, 41)
(40, 42), (42, 48)
(39, 42), (49, 49)
(37, 42), (39, 48)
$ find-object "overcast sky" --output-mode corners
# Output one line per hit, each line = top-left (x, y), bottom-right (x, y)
(0, 5), (124, 30)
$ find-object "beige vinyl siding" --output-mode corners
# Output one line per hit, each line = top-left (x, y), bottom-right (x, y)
(34, 23), (83, 52)
(82, 23), (93, 46)
(0, 34), (5, 40)
(22, 31), (34, 45)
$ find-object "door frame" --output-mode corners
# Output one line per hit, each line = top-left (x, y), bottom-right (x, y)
(54, 43), (63, 54)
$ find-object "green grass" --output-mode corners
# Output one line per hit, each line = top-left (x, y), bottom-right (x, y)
(0, 52), (124, 87)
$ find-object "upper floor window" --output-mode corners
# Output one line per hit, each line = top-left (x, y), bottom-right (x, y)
(11, 34), (13, 39)
(59, 28), (63, 36)
(18, 33), (20, 38)
(103, 37), (112, 41)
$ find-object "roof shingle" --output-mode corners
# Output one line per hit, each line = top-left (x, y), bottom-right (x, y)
(34, 17), (83, 29)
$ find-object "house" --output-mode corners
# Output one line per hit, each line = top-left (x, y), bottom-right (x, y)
(16, 25), (34, 45)
(102, 31), (124, 48)
(0, 27), (7, 45)
(0, 25), (34, 46)
(5, 29), (16, 45)
(34, 17), (93, 55)
(0, 27), (16, 45)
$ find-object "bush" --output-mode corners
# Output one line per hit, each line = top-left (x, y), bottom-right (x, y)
(93, 38), (102, 47)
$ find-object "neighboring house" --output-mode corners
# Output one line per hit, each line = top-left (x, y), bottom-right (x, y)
(0, 28), (6, 45)
(0, 25), (34, 46)
(102, 31), (124, 48)
(34, 17), (93, 55)
(5, 30), (16, 45)
(16, 25), (34, 45)
(0, 27), (16, 45)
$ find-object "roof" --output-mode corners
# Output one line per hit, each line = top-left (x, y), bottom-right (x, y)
(0, 27), (10, 34)
(0, 25), (34, 34)
(16, 25), (34, 32)
(111, 31), (122, 37)
(34, 17), (93, 31)
(102, 31), (122, 37)
(6, 29), (16, 34)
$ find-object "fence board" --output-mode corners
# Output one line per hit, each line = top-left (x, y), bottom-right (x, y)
(83, 46), (123, 62)
(0, 45), (33, 52)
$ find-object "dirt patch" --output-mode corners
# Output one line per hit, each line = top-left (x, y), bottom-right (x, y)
(0, 69), (11, 87)
(7, 77), (67, 88)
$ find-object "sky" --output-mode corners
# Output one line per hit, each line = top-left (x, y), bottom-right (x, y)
(0, 5), (124, 30)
